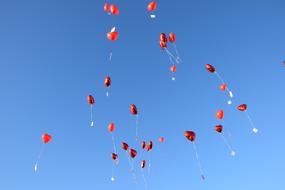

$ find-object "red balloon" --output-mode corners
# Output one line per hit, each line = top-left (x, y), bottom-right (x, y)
(87, 95), (95, 105)
(130, 104), (138, 115)
(148, 141), (153, 150)
(160, 33), (168, 43)
(141, 141), (146, 149)
(148, 1), (157, 12)
(219, 83), (227, 91)
(170, 65), (177, 73)
(111, 153), (118, 160)
(215, 125), (223, 133)
(104, 3), (110, 12)
(104, 76), (111, 87)
(216, 110), (224, 120)
(42, 133), (52, 144)
(110, 4), (119, 15)
(237, 104), (247, 112)
(121, 142), (129, 151)
(205, 64), (216, 73)
(159, 137), (164, 143)
(141, 160), (146, 168)
(160, 41), (167, 49)
(129, 149), (137, 158)
(146, 145), (151, 151)
(108, 122), (115, 132)
(184, 131), (196, 142)
(107, 31), (119, 41)
(169, 32), (176, 43)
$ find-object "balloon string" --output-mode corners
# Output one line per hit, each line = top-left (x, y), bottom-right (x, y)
(165, 48), (177, 63)
(245, 111), (258, 133)
(109, 52), (113, 63)
(111, 161), (115, 181)
(111, 134), (117, 154)
(135, 115), (139, 141)
(34, 144), (45, 172)
(192, 142), (205, 180)
(214, 71), (233, 104)
(220, 133), (236, 156)
(141, 168), (148, 190)
(172, 43), (181, 63)
(147, 152), (151, 176)
(125, 151), (137, 182)
(90, 105), (94, 127)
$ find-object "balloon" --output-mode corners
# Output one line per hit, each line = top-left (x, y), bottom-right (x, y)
(159, 137), (164, 143)
(107, 31), (119, 41)
(219, 83), (227, 91)
(146, 145), (151, 151)
(169, 32), (176, 43)
(121, 142), (129, 151)
(129, 149), (137, 158)
(87, 95), (95, 105)
(160, 41), (167, 49)
(104, 3), (110, 12)
(141, 160), (146, 168)
(112, 153), (118, 160)
(141, 141), (146, 149)
(146, 141), (153, 151)
(205, 64), (216, 73)
(215, 125), (223, 133)
(104, 76), (111, 87)
(160, 33), (168, 43)
(130, 104), (138, 115)
(237, 104), (247, 111)
(108, 122), (115, 132)
(184, 131), (196, 142)
(216, 110), (224, 120)
(110, 4), (119, 15)
(170, 65), (177, 73)
(148, 1), (157, 12)
(42, 134), (52, 144)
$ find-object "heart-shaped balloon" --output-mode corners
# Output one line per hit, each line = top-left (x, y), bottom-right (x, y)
(42, 133), (52, 144)
(216, 110), (224, 120)
(219, 83), (227, 91)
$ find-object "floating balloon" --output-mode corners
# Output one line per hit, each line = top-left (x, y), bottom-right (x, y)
(42, 133), (52, 144)
(160, 41), (167, 49)
(159, 137), (164, 143)
(129, 149), (137, 158)
(205, 64), (216, 73)
(87, 95), (95, 105)
(169, 32), (176, 43)
(108, 122), (115, 132)
(141, 141), (146, 149)
(107, 31), (119, 41)
(112, 153), (118, 160)
(148, 141), (153, 150)
(104, 3), (110, 12)
(148, 1), (157, 12)
(121, 142), (129, 151)
(130, 104), (138, 115)
(215, 125), (223, 133)
(141, 160), (146, 168)
(170, 65), (177, 73)
(219, 83), (227, 91)
(87, 95), (95, 127)
(237, 104), (247, 111)
(160, 33), (168, 43)
(110, 4), (119, 15)
(216, 110), (224, 120)
(184, 131), (196, 142)
(104, 76), (111, 87)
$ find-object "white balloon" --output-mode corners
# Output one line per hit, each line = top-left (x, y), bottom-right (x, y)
(229, 91), (233, 98)
(150, 14), (156, 18)
(111, 177), (115, 181)
(252, 128), (258, 133)
(227, 100), (232, 105)
(90, 122), (94, 127)
(231, 151), (236, 157)
(34, 164), (37, 172)
(111, 27), (116, 32)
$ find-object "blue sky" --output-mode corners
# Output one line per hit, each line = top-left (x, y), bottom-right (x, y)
(0, 0), (285, 189)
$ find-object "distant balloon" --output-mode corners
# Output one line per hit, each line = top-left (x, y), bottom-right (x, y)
(108, 122), (115, 132)
(215, 125), (223, 133)
(237, 104), (247, 112)
(129, 149), (137, 158)
(104, 3), (110, 12)
(159, 137), (164, 143)
(107, 31), (119, 41)
(104, 76), (111, 87)
(160, 33), (168, 43)
(148, 1), (157, 12)
(112, 153), (118, 160)
(160, 41), (167, 49)
(141, 141), (146, 149)
(216, 110), (224, 120)
(141, 160), (146, 168)
(130, 104), (138, 115)
(170, 65), (177, 73)
(110, 4), (119, 15)
(148, 141), (153, 150)
(169, 32), (176, 43)
(42, 133), (52, 144)
(205, 64), (216, 73)
(184, 131), (196, 142)
(121, 142), (129, 151)
(87, 95), (95, 105)
(219, 83), (227, 91)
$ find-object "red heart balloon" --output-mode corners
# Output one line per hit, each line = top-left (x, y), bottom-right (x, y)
(42, 133), (52, 144)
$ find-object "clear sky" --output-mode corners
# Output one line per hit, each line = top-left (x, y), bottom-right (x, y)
(0, 0), (285, 189)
